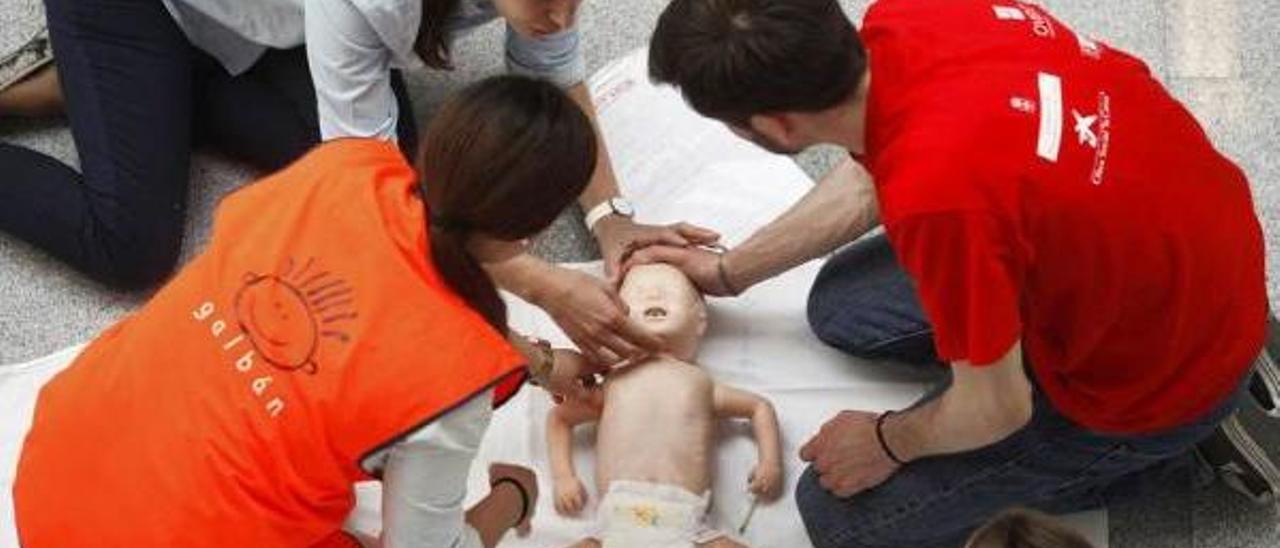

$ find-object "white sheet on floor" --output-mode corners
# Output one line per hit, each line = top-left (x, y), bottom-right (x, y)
(346, 49), (1109, 547)
(1, 345), (84, 548)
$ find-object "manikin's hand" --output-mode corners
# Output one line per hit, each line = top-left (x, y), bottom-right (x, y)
(748, 460), (784, 500)
(621, 244), (733, 296)
(798, 410), (902, 498)
(539, 267), (662, 365)
(553, 475), (589, 516)
(594, 215), (720, 281)
(489, 462), (539, 536)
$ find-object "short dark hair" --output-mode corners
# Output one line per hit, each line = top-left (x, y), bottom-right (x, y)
(649, 0), (867, 124)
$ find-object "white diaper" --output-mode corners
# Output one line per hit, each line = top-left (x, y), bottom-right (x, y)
(594, 480), (726, 548)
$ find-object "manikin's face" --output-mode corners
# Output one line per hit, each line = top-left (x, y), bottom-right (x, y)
(618, 264), (708, 361)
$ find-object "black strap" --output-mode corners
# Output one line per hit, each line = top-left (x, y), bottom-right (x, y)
(876, 410), (908, 465)
(490, 476), (530, 528)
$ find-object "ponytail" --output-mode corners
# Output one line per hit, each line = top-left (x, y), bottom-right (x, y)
(427, 221), (508, 334)
(417, 76), (598, 335)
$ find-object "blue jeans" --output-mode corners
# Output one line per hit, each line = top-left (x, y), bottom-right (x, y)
(0, 0), (417, 289)
(799, 234), (1243, 548)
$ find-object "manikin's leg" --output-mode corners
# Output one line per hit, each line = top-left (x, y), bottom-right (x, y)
(0, 0), (195, 289)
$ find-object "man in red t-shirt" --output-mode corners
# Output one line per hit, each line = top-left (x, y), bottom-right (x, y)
(638, 0), (1278, 546)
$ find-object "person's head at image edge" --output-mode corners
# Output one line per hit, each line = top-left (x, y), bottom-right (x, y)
(419, 74), (598, 334)
(418, 0), (584, 69)
(649, 0), (868, 155)
(966, 508), (1097, 548)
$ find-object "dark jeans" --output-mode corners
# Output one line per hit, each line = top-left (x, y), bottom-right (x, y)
(799, 234), (1244, 548)
(0, 0), (417, 290)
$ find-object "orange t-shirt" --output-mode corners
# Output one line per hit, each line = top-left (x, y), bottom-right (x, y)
(14, 139), (525, 546)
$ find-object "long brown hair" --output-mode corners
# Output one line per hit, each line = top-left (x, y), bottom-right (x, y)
(419, 75), (598, 334)
(416, 0), (463, 69)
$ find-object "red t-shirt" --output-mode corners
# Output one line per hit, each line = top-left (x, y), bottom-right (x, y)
(862, 0), (1266, 433)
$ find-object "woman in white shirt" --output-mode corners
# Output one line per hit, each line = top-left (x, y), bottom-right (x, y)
(0, 0), (717, 365)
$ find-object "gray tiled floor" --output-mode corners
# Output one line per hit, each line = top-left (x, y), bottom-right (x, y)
(2, 1), (1278, 546)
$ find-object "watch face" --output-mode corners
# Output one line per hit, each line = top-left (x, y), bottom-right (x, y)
(611, 198), (635, 217)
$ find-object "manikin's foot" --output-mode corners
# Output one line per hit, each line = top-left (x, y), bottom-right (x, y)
(0, 64), (63, 118)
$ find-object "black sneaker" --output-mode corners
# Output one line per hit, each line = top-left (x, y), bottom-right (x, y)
(1195, 397), (1280, 505)
(1249, 312), (1280, 417)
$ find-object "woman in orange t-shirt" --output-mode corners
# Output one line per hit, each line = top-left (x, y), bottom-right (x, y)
(13, 75), (605, 547)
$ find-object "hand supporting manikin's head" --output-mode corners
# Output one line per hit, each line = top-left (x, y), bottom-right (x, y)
(618, 263), (708, 362)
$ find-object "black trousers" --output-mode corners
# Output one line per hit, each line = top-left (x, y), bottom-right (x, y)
(0, 0), (418, 290)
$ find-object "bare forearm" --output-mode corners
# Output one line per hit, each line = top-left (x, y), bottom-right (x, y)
(484, 253), (555, 306)
(725, 157), (879, 290)
(567, 83), (622, 210)
(884, 345), (1033, 461)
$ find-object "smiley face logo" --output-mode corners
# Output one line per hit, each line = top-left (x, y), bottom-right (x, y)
(234, 257), (356, 375)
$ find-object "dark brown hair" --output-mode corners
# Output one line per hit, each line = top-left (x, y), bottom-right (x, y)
(419, 75), (598, 333)
(967, 508), (1096, 548)
(649, 0), (866, 125)
(416, 0), (463, 69)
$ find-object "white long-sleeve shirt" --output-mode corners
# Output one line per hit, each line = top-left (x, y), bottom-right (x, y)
(161, 0), (586, 140)
(360, 388), (496, 548)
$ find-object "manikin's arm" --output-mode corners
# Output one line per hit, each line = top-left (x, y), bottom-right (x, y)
(546, 398), (601, 515)
(713, 384), (783, 499)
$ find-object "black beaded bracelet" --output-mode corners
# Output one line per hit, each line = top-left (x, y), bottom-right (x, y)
(875, 410), (908, 466)
(491, 477), (530, 529)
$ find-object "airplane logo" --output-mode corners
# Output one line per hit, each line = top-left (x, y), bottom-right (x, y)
(1073, 109), (1099, 149)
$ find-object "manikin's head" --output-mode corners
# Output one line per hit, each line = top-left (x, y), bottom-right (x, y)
(648, 0), (870, 155)
(619, 264), (708, 362)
